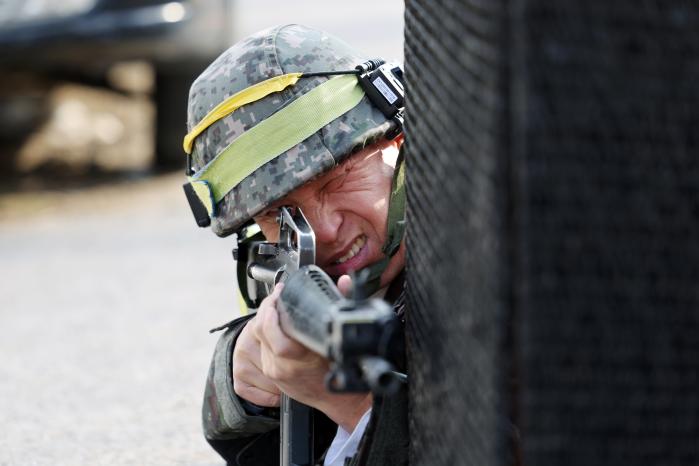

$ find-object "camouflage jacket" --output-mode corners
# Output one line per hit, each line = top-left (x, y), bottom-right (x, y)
(202, 275), (408, 466)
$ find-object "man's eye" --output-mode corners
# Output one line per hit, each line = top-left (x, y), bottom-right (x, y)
(325, 173), (348, 191)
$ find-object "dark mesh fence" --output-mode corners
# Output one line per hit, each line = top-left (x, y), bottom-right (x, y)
(404, 1), (510, 465)
(404, 1), (699, 465)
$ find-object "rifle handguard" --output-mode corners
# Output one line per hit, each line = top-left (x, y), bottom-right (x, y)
(278, 265), (401, 395)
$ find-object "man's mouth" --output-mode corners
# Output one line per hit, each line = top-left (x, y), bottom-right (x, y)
(334, 235), (367, 264)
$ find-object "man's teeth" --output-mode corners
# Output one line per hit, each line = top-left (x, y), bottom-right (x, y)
(336, 236), (366, 264)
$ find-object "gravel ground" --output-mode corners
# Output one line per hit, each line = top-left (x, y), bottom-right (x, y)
(0, 173), (236, 465)
(0, 8), (405, 463)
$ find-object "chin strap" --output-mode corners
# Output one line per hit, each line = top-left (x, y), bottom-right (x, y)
(359, 144), (406, 295)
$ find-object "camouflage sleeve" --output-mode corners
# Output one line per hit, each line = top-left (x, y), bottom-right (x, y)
(202, 314), (279, 441)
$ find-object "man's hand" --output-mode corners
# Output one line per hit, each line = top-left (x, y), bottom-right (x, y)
(233, 280), (371, 431)
(232, 290), (283, 408)
(252, 283), (332, 407)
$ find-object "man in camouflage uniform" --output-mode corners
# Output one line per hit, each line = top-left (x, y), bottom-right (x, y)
(184, 24), (407, 465)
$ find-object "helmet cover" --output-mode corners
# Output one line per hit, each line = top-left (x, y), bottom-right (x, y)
(186, 24), (395, 236)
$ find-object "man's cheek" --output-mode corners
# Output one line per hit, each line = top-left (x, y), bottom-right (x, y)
(254, 220), (279, 241)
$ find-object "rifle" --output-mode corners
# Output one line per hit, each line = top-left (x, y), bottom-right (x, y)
(236, 206), (404, 466)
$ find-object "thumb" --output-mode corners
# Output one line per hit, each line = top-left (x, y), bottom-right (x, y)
(337, 274), (353, 297)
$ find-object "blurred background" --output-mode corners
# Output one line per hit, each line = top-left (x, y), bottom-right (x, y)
(0, 1), (403, 464)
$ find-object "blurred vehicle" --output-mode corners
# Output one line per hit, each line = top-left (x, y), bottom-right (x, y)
(0, 0), (232, 168)
(0, 0), (404, 174)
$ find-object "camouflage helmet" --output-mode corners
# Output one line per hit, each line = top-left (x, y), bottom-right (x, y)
(184, 24), (396, 237)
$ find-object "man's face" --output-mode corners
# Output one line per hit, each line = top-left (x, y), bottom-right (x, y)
(254, 138), (406, 287)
